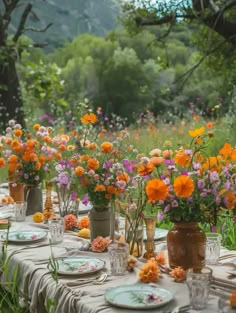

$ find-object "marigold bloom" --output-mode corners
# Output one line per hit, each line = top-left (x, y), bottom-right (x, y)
(13, 129), (22, 137)
(146, 179), (169, 201)
(87, 158), (99, 170)
(139, 259), (160, 283)
(33, 124), (40, 131)
(8, 154), (18, 163)
(138, 162), (155, 176)
(81, 113), (97, 125)
(117, 172), (129, 183)
(75, 166), (84, 177)
(100, 142), (113, 154)
(174, 150), (191, 167)
(174, 175), (194, 198)
(150, 157), (163, 166)
(78, 216), (90, 229)
(155, 251), (166, 265)
(94, 185), (106, 192)
(106, 185), (118, 194)
(188, 127), (205, 137)
(0, 157), (6, 168)
(87, 143), (97, 150)
(170, 267), (186, 282)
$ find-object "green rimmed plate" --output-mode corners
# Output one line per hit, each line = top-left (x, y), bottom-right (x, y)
(1, 230), (48, 243)
(104, 284), (173, 309)
(56, 257), (105, 276)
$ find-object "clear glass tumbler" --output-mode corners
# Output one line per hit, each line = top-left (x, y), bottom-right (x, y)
(48, 217), (64, 244)
(205, 233), (222, 265)
(14, 201), (27, 222)
(186, 267), (212, 310)
(108, 242), (129, 276)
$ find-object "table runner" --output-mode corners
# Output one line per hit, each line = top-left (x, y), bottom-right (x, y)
(0, 216), (233, 313)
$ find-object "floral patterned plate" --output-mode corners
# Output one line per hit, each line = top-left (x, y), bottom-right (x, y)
(104, 285), (173, 309)
(143, 228), (168, 241)
(56, 257), (105, 276)
(1, 230), (48, 243)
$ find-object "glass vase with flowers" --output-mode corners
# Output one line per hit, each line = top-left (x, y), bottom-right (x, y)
(144, 126), (236, 269)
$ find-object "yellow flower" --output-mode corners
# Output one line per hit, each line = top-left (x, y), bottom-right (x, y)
(188, 127), (205, 137)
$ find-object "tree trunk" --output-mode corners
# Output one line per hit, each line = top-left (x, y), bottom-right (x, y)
(0, 49), (25, 131)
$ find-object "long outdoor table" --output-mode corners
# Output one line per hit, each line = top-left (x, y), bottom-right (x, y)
(0, 216), (235, 313)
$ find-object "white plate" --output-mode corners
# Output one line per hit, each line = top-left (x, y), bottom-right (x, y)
(143, 228), (168, 241)
(79, 202), (93, 214)
(1, 230), (48, 243)
(104, 284), (173, 309)
(56, 257), (105, 276)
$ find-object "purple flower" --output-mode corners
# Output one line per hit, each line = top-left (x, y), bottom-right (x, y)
(197, 180), (205, 190)
(71, 192), (77, 200)
(184, 149), (192, 155)
(157, 211), (164, 222)
(224, 180), (231, 190)
(211, 226), (217, 232)
(103, 161), (112, 170)
(123, 159), (133, 173)
(171, 200), (178, 207)
(164, 205), (170, 213)
(24, 173), (29, 179)
(57, 172), (70, 186)
(82, 194), (89, 205)
(34, 176), (39, 181)
(181, 170), (188, 176)
(164, 159), (174, 166)
(192, 162), (201, 170)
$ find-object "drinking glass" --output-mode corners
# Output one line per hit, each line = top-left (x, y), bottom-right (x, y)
(48, 217), (64, 244)
(205, 233), (222, 265)
(14, 201), (27, 222)
(108, 242), (129, 276)
(186, 267), (212, 310)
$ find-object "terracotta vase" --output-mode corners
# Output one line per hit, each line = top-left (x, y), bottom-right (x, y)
(89, 206), (111, 242)
(8, 170), (24, 202)
(167, 222), (206, 270)
(25, 185), (43, 216)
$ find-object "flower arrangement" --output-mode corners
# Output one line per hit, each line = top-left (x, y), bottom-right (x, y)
(0, 120), (60, 186)
(143, 127), (236, 227)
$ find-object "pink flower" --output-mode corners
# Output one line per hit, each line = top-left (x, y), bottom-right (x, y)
(91, 236), (110, 252)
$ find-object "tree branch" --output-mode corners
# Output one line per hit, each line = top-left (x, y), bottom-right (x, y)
(13, 3), (32, 42)
(24, 23), (53, 33)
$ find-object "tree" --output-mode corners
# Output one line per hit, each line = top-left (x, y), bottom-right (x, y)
(0, 0), (51, 130)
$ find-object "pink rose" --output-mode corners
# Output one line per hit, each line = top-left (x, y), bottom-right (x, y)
(91, 236), (109, 252)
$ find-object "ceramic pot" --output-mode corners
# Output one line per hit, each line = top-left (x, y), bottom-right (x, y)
(25, 185), (43, 216)
(167, 222), (206, 270)
(8, 170), (24, 202)
(89, 207), (111, 241)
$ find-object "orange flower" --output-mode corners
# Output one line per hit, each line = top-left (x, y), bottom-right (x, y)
(139, 259), (160, 283)
(94, 185), (106, 192)
(81, 113), (97, 125)
(8, 154), (18, 163)
(162, 150), (173, 159)
(150, 157), (163, 166)
(107, 185), (118, 194)
(170, 267), (186, 282)
(201, 156), (222, 172)
(78, 216), (90, 229)
(87, 143), (97, 150)
(13, 129), (22, 137)
(155, 251), (166, 265)
(75, 166), (84, 177)
(173, 175), (194, 198)
(34, 161), (41, 171)
(206, 122), (214, 129)
(174, 150), (191, 167)
(223, 192), (236, 209)
(219, 143), (236, 162)
(0, 157), (5, 168)
(91, 236), (109, 252)
(58, 144), (66, 152)
(87, 158), (99, 170)
(117, 172), (129, 183)
(100, 142), (113, 154)
(138, 163), (154, 176)
(188, 127), (205, 137)
(33, 124), (40, 130)
(146, 179), (169, 201)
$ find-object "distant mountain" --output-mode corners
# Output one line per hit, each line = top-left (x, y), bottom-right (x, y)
(9, 0), (122, 50)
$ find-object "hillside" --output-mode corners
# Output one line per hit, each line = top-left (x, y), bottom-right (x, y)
(9, 0), (121, 50)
